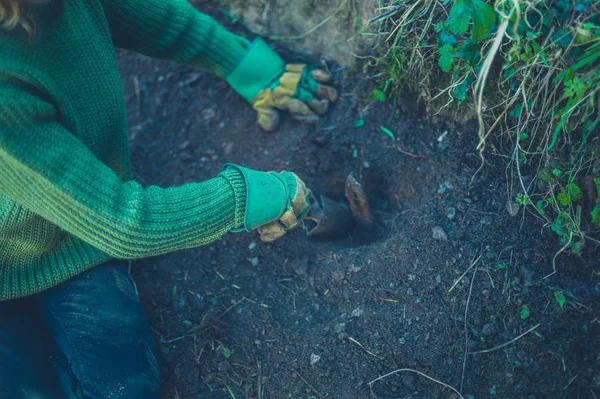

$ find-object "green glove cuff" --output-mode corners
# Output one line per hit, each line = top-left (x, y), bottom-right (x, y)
(226, 38), (286, 103)
(223, 164), (296, 232)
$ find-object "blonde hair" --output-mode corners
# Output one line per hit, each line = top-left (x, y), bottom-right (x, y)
(0, 0), (32, 35)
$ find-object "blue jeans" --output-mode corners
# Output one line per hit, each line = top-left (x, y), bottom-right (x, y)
(0, 262), (160, 399)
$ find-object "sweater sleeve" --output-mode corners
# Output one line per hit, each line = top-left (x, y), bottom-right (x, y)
(101, 0), (250, 77)
(0, 84), (246, 259)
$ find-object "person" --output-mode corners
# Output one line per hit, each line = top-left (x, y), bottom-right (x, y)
(0, 0), (338, 397)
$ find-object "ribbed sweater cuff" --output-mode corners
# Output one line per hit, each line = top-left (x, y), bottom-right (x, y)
(220, 168), (247, 229)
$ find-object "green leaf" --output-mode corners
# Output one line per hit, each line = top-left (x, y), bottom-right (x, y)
(446, 0), (496, 40)
(553, 168), (562, 177)
(355, 119), (365, 128)
(219, 346), (231, 358)
(520, 133), (529, 140)
(557, 193), (571, 206)
(439, 55), (454, 71)
(520, 305), (530, 320)
(447, 0), (471, 35)
(380, 126), (396, 141)
(373, 89), (386, 102)
(453, 79), (469, 102)
(456, 40), (481, 65)
(470, 0), (496, 40)
(594, 178), (600, 197)
(591, 205), (600, 227)
(554, 291), (566, 308)
(495, 263), (506, 269)
(438, 44), (456, 72)
(536, 200), (547, 215)
(566, 183), (582, 201)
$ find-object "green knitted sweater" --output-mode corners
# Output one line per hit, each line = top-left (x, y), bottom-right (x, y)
(0, 0), (251, 300)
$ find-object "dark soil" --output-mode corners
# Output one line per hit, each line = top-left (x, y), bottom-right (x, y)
(118, 3), (600, 398)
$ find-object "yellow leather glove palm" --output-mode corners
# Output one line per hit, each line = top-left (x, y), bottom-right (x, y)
(252, 64), (338, 131)
(258, 173), (312, 242)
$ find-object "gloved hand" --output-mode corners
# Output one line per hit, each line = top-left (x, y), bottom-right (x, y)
(224, 164), (311, 242)
(226, 38), (338, 131)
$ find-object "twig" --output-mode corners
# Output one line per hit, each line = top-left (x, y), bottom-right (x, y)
(349, 337), (382, 359)
(160, 334), (194, 344)
(449, 255), (482, 293)
(461, 266), (478, 392)
(257, 361), (263, 399)
(222, 298), (246, 316)
(564, 373), (579, 390)
(369, 368), (463, 399)
(295, 371), (322, 397)
(469, 323), (541, 355)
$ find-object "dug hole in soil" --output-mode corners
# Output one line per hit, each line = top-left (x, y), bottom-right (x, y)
(118, 2), (600, 398)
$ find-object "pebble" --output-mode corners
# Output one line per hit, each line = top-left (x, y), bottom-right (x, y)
(438, 182), (453, 194)
(432, 226), (449, 241)
(248, 242), (257, 250)
(446, 207), (457, 219)
(348, 264), (363, 273)
(398, 337), (406, 344)
(334, 323), (346, 333)
(351, 308), (364, 317)
(250, 257), (259, 266)
(310, 353), (321, 365)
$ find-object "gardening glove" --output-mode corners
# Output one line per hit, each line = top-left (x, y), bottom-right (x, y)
(226, 38), (338, 132)
(223, 164), (312, 242)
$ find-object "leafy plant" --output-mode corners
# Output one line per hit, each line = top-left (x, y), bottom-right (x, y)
(516, 193), (532, 206)
(554, 291), (566, 308)
(520, 305), (530, 320)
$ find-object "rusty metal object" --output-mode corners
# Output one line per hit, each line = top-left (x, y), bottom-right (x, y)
(305, 194), (354, 238)
(345, 173), (375, 230)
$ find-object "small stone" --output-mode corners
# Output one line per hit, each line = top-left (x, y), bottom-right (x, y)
(363, 161), (370, 168)
(446, 207), (457, 219)
(310, 353), (321, 365)
(432, 226), (448, 241)
(334, 323), (346, 333)
(351, 308), (364, 317)
(223, 142), (235, 156)
(407, 288), (414, 296)
(408, 274), (416, 281)
(250, 257), (259, 266)
(201, 108), (216, 120)
(348, 264), (363, 273)
(331, 270), (344, 282)
(248, 242), (257, 250)
(398, 337), (406, 344)
(506, 200), (520, 217)
(506, 373), (515, 385)
(435, 274), (442, 284)
(438, 182), (453, 194)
